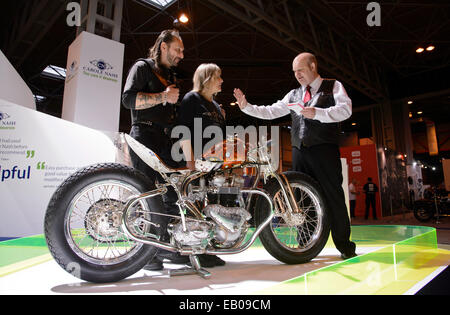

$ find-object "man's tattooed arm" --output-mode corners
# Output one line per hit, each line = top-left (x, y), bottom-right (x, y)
(135, 91), (167, 110)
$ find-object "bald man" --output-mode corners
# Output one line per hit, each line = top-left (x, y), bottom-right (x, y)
(234, 52), (357, 260)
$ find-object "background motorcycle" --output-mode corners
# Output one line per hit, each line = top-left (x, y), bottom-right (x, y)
(414, 186), (450, 222)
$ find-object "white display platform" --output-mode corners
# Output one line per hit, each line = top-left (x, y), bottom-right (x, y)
(0, 246), (374, 295)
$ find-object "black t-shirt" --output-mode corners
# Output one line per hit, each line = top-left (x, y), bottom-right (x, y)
(122, 58), (177, 126)
(363, 182), (378, 195)
(177, 91), (226, 158)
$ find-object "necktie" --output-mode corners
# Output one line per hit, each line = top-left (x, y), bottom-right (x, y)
(303, 85), (311, 103)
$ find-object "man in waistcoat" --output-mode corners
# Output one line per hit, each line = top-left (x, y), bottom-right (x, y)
(122, 29), (189, 270)
(233, 52), (357, 260)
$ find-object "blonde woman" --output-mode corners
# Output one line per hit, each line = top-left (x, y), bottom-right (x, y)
(178, 63), (226, 170)
(177, 63), (226, 267)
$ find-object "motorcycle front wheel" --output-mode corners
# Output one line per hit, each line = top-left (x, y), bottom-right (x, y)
(44, 163), (159, 283)
(255, 171), (330, 264)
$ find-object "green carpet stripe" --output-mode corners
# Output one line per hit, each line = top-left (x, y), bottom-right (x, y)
(0, 235), (49, 268)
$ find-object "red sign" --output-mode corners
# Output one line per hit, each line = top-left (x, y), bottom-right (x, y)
(340, 144), (382, 218)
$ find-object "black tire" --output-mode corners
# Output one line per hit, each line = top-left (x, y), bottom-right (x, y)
(44, 163), (159, 283)
(254, 171), (330, 264)
(413, 204), (434, 222)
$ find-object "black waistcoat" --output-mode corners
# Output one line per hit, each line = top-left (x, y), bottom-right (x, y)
(290, 79), (339, 149)
(131, 58), (176, 127)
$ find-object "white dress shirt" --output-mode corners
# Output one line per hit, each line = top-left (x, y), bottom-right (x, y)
(242, 76), (352, 123)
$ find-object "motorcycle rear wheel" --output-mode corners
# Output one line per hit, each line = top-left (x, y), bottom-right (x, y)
(44, 163), (159, 283)
(255, 172), (330, 264)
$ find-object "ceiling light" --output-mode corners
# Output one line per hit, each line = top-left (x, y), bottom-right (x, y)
(173, 12), (189, 27)
(426, 45), (435, 51)
(179, 13), (189, 24)
(417, 111), (423, 115)
(416, 47), (424, 53)
(352, 122), (357, 126)
(408, 101), (413, 104)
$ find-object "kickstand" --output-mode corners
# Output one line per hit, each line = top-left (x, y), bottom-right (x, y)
(168, 255), (211, 279)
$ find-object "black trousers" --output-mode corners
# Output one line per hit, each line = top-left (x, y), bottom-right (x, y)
(365, 195), (377, 219)
(129, 124), (179, 241)
(292, 144), (356, 255)
(350, 200), (356, 218)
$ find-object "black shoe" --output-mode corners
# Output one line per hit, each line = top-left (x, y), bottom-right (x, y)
(197, 254), (226, 268)
(210, 255), (226, 266)
(158, 251), (190, 264)
(143, 256), (164, 271)
(340, 252), (358, 260)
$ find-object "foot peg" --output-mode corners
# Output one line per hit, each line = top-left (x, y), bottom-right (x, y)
(168, 255), (211, 279)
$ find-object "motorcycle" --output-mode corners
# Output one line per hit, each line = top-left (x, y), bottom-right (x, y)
(414, 187), (450, 222)
(44, 134), (330, 283)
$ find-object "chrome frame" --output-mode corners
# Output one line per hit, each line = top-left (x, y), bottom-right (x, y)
(119, 135), (298, 257)
(120, 188), (274, 256)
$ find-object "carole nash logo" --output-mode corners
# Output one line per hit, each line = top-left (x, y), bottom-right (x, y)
(0, 111), (16, 130)
(82, 59), (118, 83)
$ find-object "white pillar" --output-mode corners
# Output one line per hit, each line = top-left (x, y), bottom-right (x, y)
(62, 31), (124, 132)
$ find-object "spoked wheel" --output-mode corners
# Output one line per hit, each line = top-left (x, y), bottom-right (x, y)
(45, 163), (159, 283)
(413, 204), (434, 222)
(66, 180), (148, 264)
(255, 172), (330, 264)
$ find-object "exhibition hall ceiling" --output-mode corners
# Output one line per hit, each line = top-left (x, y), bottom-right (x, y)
(0, 0), (449, 132)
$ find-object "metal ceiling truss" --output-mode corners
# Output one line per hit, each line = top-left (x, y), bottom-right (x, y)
(201, 0), (388, 102)
(5, 0), (66, 69)
(322, 0), (450, 77)
(77, 0), (124, 41)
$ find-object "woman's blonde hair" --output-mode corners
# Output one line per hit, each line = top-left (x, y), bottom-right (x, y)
(192, 63), (221, 93)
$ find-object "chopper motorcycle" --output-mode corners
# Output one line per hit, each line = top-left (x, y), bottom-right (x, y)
(44, 133), (330, 283)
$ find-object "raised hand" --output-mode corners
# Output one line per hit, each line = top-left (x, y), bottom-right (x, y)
(233, 88), (248, 110)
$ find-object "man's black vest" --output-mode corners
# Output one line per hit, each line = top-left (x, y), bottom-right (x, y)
(131, 58), (176, 126)
(290, 79), (339, 148)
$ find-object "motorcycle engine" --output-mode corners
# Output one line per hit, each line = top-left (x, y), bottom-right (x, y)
(170, 220), (215, 249)
(204, 204), (251, 246)
(204, 172), (252, 246)
(170, 172), (252, 249)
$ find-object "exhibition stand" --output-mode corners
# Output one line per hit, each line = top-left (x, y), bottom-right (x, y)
(0, 30), (448, 296)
